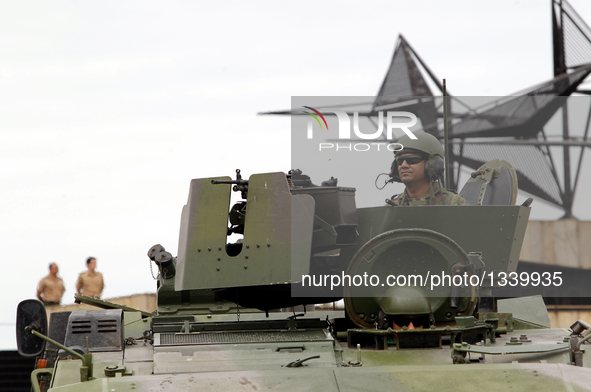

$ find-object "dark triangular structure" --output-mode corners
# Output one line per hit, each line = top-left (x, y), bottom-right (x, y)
(371, 35), (440, 133)
(450, 65), (591, 139)
(261, 0), (591, 217)
(554, 0), (591, 74)
(447, 0), (591, 215)
(374, 35), (434, 107)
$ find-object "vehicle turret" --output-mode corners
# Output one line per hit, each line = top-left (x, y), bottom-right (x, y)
(15, 163), (591, 392)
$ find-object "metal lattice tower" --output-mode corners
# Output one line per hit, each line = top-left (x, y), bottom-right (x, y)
(263, 0), (591, 218)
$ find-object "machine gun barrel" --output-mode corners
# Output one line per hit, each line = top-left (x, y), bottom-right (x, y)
(211, 179), (249, 199)
(210, 179), (249, 186)
(211, 169), (249, 198)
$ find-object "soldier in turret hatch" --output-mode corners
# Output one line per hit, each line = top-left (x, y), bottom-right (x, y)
(389, 131), (469, 206)
(378, 286), (435, 330)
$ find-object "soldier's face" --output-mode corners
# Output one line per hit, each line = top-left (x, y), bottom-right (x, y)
(50, 264), (59, 275)
(392, 314), (429, 330)
(88, 258), (96, 270)
(397, 154), (427, 186)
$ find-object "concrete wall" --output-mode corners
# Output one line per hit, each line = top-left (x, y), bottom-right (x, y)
(547, 307), (591, 330)
(45, 293), (156, 319)
(519, 219), (591, 328)
(520, 219), (591, 269)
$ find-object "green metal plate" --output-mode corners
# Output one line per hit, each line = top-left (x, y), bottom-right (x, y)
(176, 172), (304, 290)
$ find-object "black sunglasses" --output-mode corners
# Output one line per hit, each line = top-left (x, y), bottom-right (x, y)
(395, 155), (424, 165)
(392, 314), (430, 328)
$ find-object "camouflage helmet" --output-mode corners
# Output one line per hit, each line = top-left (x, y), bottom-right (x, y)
(377, 286), (432, 316)
(396, 131), (444, 158)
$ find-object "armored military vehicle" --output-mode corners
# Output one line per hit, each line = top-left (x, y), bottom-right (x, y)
(16, 164), (591, 391)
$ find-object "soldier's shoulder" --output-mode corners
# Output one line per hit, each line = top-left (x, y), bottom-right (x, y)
(441, 187), (459, 195)
(390, 192), (405, 201)
(386, 193), (404, 207)
(439, 187), (469, 205)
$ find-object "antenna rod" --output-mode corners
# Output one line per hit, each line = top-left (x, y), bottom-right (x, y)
(443, 79), (451, 188)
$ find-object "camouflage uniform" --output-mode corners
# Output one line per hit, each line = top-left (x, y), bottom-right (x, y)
(390, 182), (469, 206)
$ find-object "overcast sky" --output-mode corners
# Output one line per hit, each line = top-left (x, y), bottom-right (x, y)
(2, 0), (591, 349)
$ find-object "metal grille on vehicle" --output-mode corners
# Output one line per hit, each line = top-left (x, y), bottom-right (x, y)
(64, 309), (124, 351)
(157, 330), (329, 346)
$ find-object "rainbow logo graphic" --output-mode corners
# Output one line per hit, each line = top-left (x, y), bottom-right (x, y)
(302, 106), (328, 130)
